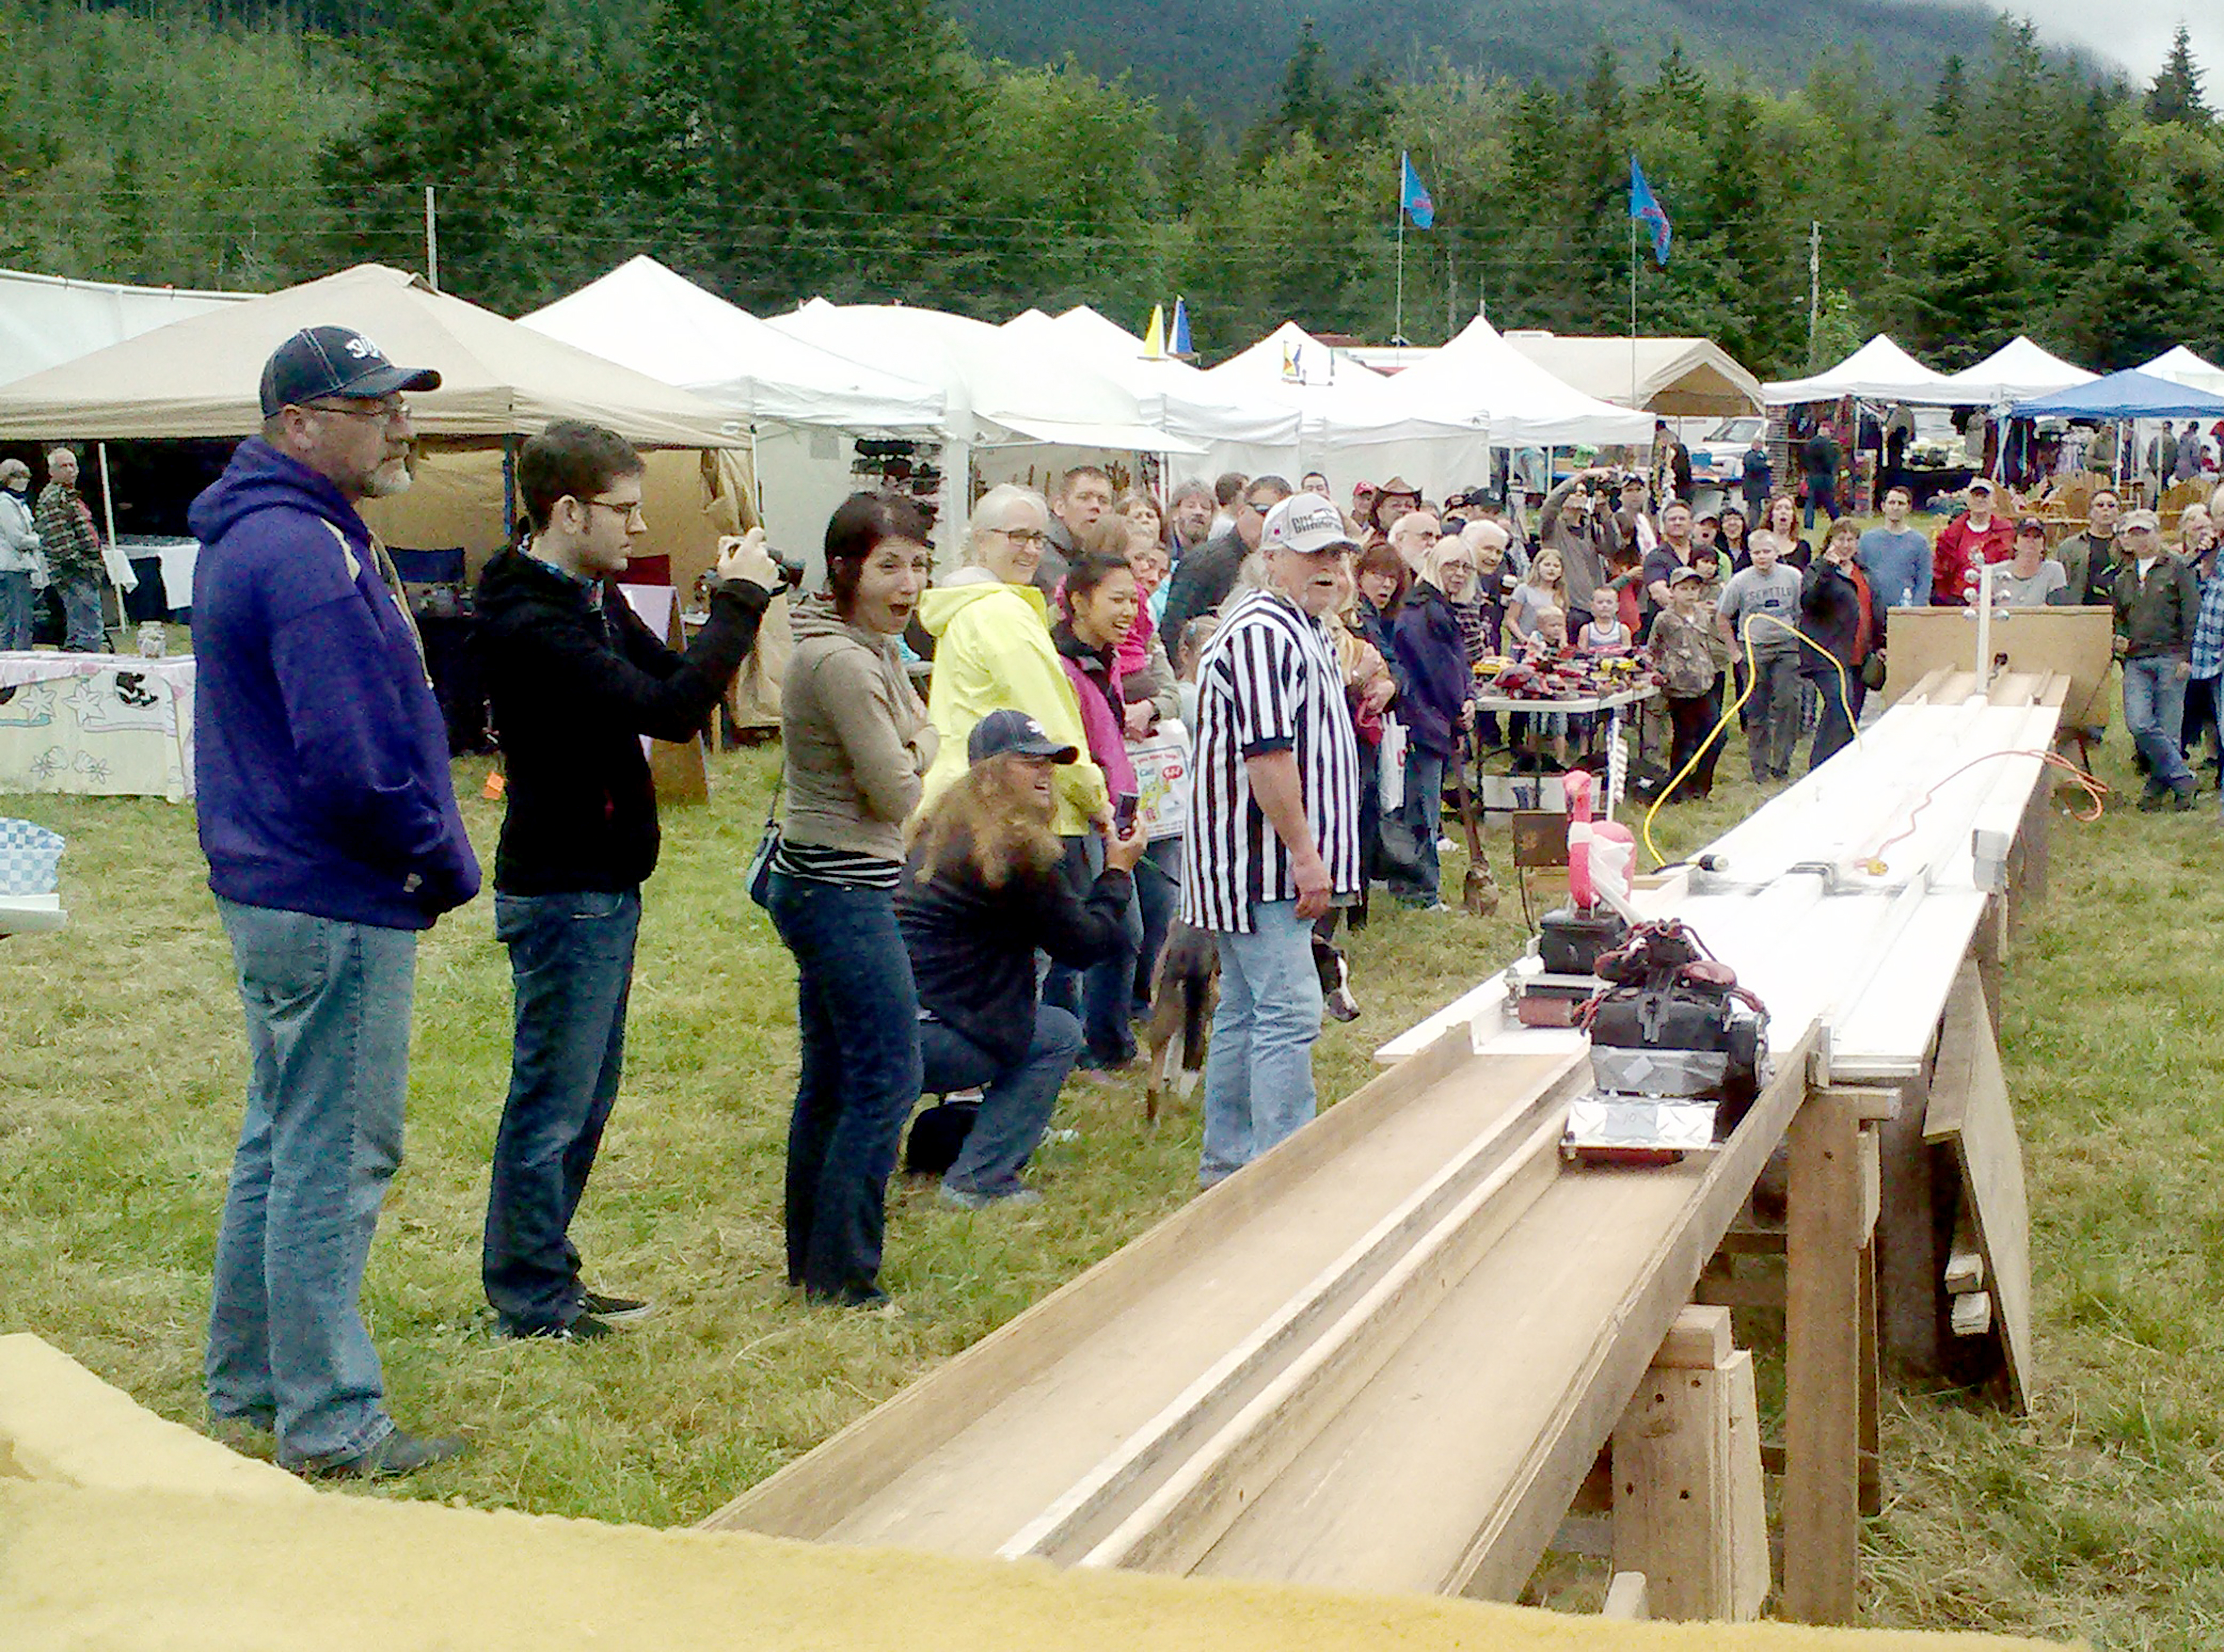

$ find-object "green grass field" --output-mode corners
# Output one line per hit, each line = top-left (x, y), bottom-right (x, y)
(4, 722), (2222, 1644)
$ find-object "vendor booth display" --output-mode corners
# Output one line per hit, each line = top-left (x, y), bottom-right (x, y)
(0, 652), (195, 801)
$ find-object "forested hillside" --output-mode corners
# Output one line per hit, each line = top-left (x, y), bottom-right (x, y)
(14, 2), (2224, 381)
(946, 0), (2011, 113)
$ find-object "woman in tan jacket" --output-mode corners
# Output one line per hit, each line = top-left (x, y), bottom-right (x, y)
(769, 493), (936, 1308)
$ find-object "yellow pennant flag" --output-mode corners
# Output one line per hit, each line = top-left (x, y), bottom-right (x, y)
(1141, 303), (1165, 358)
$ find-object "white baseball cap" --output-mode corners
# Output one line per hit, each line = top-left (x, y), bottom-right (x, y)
(1262, 492), (1358, 556)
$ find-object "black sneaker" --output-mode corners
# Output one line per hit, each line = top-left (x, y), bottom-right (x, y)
(578, 1289), (654, 1326)
(2172, 787), (2198, 812)
(501, 1313), (613, 1342)
(2138, 785), (2169, 812)
(298, 1427), (466, 1480)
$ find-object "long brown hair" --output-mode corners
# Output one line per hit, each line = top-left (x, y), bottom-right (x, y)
(908, 753), (1062, 890)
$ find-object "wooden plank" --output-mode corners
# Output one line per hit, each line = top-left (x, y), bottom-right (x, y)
(1924, 965), (2034, 1411)
(1725, 1350), (1771, 1619)
(1600, 1571), (1651, 1620)
(1612, 1348), (1736, 1619)
(1859, 1246), (1882, 1521)
(1817, 1085), (1900, 1122)
(1782, 1085), (1863, 1624)
(1652, 1305), (1733, 1371)
(1876, 1064), (1947, 1375)
(1074, 1112), (1568, 1574)
(1945, 1240), (1986, 1295)
(1880, 606), (2113, 727)
(1952, 1292), (1994, 1337)
(1923, 964), (1987, 1145)
(701, 1027), (1496, 1536)
(1440, 1027), (1822, 1601)
(1859, 1125), (1882, 1239)
(1005, 1070), (1580, 1566)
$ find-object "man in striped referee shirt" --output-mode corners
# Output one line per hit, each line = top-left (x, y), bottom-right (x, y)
(1181, 493), (1364, 1188)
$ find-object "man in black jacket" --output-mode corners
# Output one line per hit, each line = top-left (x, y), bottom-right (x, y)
(1158, 474), (1292, 638)
(476, 420), (776, 1339)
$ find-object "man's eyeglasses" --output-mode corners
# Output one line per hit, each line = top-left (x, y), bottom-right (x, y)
(586, 497), (645, 524)
(304, 398), (410, 424)
(996, 527), (1048, 547)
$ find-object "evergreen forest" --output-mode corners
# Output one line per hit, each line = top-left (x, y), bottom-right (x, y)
(6, 0), (2222, 377)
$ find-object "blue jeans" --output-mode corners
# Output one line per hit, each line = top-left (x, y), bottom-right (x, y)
(1199, 900), (1325, 1188)
(1804, 478), (1836, 528)
(0, 568), (30, 651)
(766, 871), (921, 1300)
(206, 899), (417, 1467)
(1387, 747), (1447, 904)
(919, 1005), (1083, 1198)
(482, 887), (641, 1332)
(1131, 837), (1182, 1017)
(57, 572), (102, 652)
(1043, 833), (1142, 1065)
(2124, 656), (2194, 793)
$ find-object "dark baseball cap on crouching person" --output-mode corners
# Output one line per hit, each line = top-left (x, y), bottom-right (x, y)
(259, 326), (442, 418)
(968, 708), (1079, 765)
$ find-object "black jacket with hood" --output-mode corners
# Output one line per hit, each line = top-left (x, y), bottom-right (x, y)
(476, 547), (768, 893)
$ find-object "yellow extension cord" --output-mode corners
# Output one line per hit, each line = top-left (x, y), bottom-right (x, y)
(1639, 613), (1858, 868)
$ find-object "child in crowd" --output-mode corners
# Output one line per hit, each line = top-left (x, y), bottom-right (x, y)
(1714, 529), (1803, 782)
(1576, 586), (1631, 654)
(1647, 565), (1726, 801)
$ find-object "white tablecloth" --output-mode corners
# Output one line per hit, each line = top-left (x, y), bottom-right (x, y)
(115, 535), (200, 612)
(0, 652), (195, 800)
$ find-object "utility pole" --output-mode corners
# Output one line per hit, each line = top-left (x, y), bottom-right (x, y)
(425, 185), (440, 292)
(1808, 219), (1822, 369)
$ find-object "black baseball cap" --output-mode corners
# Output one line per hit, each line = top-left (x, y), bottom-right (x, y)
(259, 326), (442, 417)
(968, 708), (1078, 765)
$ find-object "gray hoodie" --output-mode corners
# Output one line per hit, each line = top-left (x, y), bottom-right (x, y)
(779, 594), (935, 861)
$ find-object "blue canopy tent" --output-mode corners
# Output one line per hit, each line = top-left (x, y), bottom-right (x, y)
(2010, 369), (2224, 420)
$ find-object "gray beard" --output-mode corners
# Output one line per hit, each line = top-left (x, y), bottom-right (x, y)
(358, 459), (414, 499)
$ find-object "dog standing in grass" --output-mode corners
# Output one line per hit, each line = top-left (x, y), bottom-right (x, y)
(1143, 920), (1359, 1122)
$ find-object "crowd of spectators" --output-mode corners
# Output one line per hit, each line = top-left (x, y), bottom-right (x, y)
(172, 326), (2224, 1476)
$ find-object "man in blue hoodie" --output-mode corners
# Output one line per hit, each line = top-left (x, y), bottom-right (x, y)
(192, 326), (479, 1479)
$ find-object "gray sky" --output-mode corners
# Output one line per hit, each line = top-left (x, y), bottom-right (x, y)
(2002, 4), (2224, 90)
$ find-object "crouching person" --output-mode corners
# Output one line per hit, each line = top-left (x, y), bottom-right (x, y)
(898, 711), (1148, 1210)
(476, 420), (778, 1339)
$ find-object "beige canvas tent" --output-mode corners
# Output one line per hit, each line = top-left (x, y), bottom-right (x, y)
(0, 263), (748, 447)
(1500, 333), (1762, 417)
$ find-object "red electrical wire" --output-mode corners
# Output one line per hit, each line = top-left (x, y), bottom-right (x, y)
(1869, 749), (2109, 870)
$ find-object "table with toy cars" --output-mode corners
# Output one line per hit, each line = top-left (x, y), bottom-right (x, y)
(1469, 682), (1657, 818)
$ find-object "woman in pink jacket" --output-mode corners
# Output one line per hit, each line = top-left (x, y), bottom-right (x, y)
(1048, 546), (1145, 1069)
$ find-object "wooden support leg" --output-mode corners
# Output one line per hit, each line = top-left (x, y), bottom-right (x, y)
(1782, 1087), (1862, 1623)
(1859, 1242), (1881, 1519)
(1611, 1306), (1764, 1622)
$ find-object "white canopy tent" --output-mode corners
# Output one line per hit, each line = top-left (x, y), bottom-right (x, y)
(522, 256), (946, 561)
(1500, 333), (1762, 418)
(1911, 336), (2095, 408)
(1007, 307), (1306, 492)
(766, 298), (1202, 555)
(2138, 345), (2224, 397)
(1204, 320), (1492, 501)
(0, 263), (747, 447)
(1761, 335), (1952, 405)
(1361, 315), (1654, 450)
(0, 268), (250, 386)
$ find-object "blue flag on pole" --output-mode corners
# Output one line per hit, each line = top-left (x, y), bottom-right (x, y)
(1629, 156), (1671, 265)
(1400, 152), (1434, 229)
